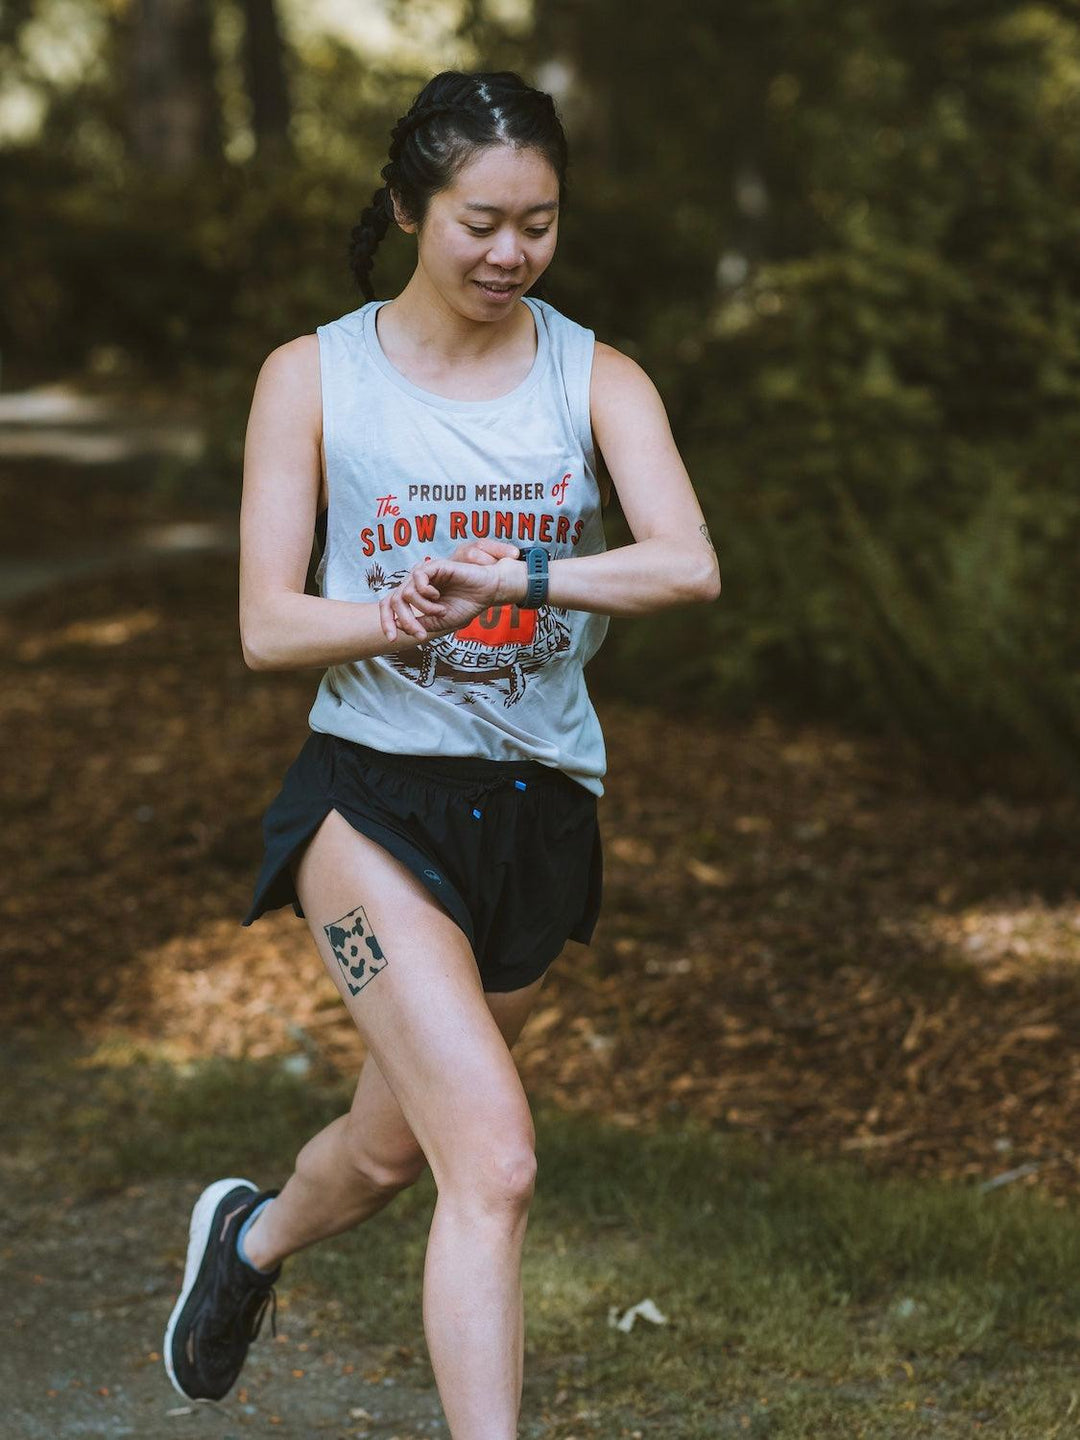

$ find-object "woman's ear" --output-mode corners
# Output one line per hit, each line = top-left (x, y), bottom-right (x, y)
(390, 189), (416, 234)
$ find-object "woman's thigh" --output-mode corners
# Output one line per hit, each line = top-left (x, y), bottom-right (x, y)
(290, 807), (541, 1191)
(340, 972), (548, 1185)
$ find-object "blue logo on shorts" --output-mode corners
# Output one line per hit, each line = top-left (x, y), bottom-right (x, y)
(423, 868), (442, 884)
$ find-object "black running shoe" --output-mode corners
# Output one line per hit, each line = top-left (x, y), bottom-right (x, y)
(164, 1177), (282, 1402)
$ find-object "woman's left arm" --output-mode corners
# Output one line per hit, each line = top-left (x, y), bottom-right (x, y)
(494, 341), (722, 616)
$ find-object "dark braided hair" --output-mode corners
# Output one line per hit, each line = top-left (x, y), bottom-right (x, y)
(349, 71), (569, 302)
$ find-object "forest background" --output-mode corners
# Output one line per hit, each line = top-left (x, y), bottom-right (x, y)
(5, 4), (1080, 1434)
(4, 0), (1078, 794)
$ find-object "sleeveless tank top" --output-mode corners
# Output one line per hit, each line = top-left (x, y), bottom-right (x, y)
(306, 295), (610, 796)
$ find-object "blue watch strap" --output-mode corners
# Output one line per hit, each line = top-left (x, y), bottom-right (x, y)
(517, 546), (549, 609)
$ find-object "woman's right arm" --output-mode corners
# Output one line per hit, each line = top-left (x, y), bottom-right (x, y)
(239, 338), (454, 672)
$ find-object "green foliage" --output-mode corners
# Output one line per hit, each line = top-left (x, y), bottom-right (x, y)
(544, 1), (1080, 790)
(2, 1), (1079, 788)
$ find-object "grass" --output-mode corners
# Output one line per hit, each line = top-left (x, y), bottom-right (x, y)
(4, 1030), (1080, 1437)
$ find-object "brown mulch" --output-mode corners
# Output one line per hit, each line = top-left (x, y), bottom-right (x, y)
(3, 550), (1079, 1202)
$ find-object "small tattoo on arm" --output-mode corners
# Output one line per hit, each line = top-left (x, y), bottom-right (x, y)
(324, 903), (387, 996)
(700, 523), (717, 554)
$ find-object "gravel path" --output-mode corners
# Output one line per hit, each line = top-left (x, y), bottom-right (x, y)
(3, 1179), (455, 1440)
(0, 382), (235, 606)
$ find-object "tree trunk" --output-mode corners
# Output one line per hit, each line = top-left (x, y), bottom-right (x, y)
(128, 0), (221, 173)
(240, 0), (292, 159)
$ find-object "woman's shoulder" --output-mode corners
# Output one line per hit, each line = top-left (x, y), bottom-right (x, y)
(588, 340), (669, 479)
(252, 334), (322, 440)
(590, 338), (654, 396)
(262, 304), (368, 370)
(260, 331), (319, 377)
(258, 331), (320, 399)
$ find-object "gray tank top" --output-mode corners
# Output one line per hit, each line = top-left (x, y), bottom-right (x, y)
(306, 295), (610, 795)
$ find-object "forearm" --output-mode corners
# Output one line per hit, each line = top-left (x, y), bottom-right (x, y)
(243, 537), (721, 670)
(242, 591), (447, 672)
(498, 538), (721, 617)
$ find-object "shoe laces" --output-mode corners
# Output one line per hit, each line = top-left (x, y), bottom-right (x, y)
(203, 1279), (277, 1358)
(200, 1231), (279, 1358)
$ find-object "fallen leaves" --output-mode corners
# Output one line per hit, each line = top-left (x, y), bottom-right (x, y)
(2, 555), (1079, 1200)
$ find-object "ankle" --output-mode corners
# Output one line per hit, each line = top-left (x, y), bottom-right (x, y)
(236, 1200), (279, 1274)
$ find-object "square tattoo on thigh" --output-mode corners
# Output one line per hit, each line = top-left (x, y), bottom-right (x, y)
(325, 903), (388, 996)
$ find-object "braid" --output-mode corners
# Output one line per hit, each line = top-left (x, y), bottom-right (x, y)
(348, 187), (392, 303)
(349, 102), (473, 302)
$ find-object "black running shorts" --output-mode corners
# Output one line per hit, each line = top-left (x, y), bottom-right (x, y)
(241, 730), (604, 993)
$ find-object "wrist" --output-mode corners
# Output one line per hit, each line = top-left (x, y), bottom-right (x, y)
(495, 558), (529, 605)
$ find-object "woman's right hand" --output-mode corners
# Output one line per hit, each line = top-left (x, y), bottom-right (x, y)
(445, 537), (520, 567)
(379, 552), (505, 643)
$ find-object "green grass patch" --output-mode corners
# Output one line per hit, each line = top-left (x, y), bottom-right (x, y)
(1, 1031), (344, 1192)
(4, 1032), (1080, 1436)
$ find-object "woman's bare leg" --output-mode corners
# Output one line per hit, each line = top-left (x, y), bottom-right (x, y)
(245, 808), (546, 1440)
(241, 975), (546, 1270)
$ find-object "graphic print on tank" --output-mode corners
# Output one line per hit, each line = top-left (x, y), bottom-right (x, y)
(346, 466), (588, 708)
(365, 554), (571, 707)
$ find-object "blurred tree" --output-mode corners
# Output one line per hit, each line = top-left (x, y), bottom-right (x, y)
(0, 0), (37, 58)
(128, 0), (221, 171)
(240, 0), (292, 159)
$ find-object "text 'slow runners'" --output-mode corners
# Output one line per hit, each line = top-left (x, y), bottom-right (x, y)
(164, 1177), (282, 1403)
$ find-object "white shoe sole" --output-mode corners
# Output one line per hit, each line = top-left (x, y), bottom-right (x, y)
(163, 1176), (258, 1402)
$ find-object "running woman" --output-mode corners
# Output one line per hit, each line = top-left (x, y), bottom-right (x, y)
(163, 68), (720, 1439)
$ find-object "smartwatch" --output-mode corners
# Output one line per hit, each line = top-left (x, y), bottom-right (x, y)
(516, 545), (549, 609)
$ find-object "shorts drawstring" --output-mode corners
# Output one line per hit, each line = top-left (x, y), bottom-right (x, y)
(466, 773), (529, 816)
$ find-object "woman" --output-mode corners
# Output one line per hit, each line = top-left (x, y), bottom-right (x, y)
(164, 68), (720, 1438)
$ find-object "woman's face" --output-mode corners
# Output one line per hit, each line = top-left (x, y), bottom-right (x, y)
(400, 144), (560, 315)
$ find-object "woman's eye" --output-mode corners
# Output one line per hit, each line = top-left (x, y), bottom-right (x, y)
(466, 226), (550, 238)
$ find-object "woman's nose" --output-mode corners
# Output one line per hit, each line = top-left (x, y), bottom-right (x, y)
(487, 235), (525, 268)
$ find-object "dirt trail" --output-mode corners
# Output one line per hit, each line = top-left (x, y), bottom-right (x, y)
(0, 382), (234, 606)
(3, 1177), (460, 1440)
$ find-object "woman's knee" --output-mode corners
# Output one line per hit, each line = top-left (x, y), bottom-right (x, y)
(444, 1140), (538, 1213)
(490, 1145), (538, 1208)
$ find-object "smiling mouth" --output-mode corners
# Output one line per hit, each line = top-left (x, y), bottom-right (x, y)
(474, 281), (518, 291)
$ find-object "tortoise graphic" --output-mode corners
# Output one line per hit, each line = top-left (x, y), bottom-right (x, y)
(367, 560), (571, 706)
